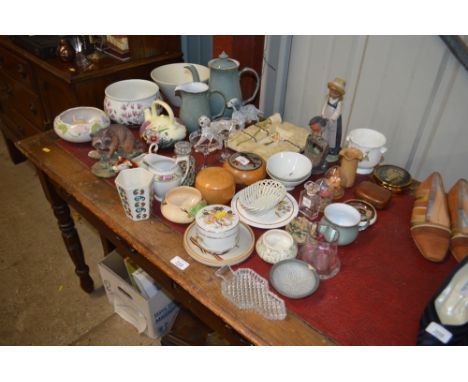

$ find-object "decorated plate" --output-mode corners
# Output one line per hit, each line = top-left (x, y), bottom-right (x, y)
(183, 222), (254, 267)
(231, 192), (299, 229)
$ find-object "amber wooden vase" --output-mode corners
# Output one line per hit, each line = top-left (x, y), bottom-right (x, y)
(339, 147), (364, 188)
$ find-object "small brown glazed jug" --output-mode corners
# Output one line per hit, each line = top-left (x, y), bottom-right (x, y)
(339, 147), (364, 188)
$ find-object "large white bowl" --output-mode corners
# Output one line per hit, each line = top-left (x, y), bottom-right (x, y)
(267, 151), (312, 182)
(53, 107), (110, 143)
(150, 63), (209, 107)
(104, 79), (160, 126)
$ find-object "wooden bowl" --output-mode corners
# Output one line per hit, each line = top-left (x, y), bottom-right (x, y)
(195, 167), (235, 205)
(222, 152), (266, 187)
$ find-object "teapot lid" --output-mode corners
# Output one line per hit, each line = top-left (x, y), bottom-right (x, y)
(208, 51), (239, 70)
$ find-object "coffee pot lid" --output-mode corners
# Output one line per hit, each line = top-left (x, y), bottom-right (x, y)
(208, 51), (239, 70)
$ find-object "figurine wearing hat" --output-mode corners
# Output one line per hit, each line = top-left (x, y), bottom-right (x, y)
(321, 77), (346, 156)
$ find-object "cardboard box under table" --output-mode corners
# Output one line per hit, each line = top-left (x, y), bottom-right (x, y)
(98, 250), (179, 339)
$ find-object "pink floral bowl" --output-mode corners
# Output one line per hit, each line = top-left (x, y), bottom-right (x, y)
(104, 79), (160, 126)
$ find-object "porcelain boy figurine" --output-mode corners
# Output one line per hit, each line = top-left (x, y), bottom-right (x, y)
(321, 77), (346, 156)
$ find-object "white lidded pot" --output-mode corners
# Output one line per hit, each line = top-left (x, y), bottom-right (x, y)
(195, 205), (240, 254)
(345, 128), (387, 174)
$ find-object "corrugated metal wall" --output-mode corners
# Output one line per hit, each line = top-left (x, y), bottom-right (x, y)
(268, 35), (467, 188)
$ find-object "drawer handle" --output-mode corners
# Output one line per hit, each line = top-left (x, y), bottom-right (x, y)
(17, 63), (27, 79)
(29, 103), (37, 114)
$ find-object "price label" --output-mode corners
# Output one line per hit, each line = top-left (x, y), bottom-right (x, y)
(170, 256), (190, 270)
(425, 321), (453, 344)
(302, 196), (312, 209)
(235, 155), (251, 166)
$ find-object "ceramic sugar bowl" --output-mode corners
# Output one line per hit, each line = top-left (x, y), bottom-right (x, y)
(195, 205), (240, 254)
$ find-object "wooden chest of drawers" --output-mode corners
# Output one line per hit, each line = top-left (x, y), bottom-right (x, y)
(0, 36), (182, 163)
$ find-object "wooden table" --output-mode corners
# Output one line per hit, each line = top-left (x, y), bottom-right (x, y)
(16, 130), (334, 346)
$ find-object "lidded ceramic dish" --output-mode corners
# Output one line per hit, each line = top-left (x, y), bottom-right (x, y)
(222, 152), (266, 187)
(195, 205), (240, 254)
(372, 164), (412, 193)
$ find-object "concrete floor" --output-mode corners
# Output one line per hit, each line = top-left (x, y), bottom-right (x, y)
(0, 135), (160, 345)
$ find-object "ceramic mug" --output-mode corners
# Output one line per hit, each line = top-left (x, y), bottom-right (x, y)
(143, 154), (189, 201)
(345, 128), (387, 175)
(320, 203), (368, 246)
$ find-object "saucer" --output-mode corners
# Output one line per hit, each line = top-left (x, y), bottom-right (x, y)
(231, 192), (299, 229)
(183, 221), (255, 267)
(344, 199), (377, 227)
(269, 259), (320, 299)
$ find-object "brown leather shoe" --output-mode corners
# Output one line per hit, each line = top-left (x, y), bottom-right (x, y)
(410, 172), (451, 262)
(447, 179), (468, 262)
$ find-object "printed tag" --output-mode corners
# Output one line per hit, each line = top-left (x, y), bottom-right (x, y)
(302, 196), (312, 209)
(170, 256), (189, 270)
(425, 321), (453, 344)
(235, 155), (251, 166)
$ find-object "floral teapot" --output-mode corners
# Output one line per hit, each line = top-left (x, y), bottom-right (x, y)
(139, 100), (186, 150)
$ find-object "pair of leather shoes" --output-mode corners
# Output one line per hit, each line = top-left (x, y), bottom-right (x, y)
(447, 179), (468, 262)
(411, 173), (468, 262)
(411, 172), (451, 262)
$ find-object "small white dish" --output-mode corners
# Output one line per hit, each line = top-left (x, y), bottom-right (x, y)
(231, 191), (299, 229)
(267, 170), (310, 191)
(183, 222), (254, 267)
(256, 229), (298, 264)
(267, 151), (312, 182)
(269, 259), (320, 299)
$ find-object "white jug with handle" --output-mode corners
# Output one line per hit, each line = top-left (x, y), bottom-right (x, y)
(143, 153), (189, 201)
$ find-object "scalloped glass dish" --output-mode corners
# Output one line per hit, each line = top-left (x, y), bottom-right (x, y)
(215, 266), (287, 320)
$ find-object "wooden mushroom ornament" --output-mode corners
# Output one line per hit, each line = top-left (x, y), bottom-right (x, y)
(339, 147), (364, 188)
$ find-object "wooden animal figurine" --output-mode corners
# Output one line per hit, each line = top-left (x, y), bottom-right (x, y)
(91, 124), (138, 161)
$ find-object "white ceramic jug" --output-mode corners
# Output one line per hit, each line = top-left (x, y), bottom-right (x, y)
(143, 154), (189, 201)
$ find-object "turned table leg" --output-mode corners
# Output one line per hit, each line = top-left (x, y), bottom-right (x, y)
(37, 170), (94, 293)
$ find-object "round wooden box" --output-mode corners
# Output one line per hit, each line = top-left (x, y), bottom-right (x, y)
(195, 167), (236, 205)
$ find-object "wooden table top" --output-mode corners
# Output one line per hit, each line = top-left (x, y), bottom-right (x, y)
(17, 130), (334, 346)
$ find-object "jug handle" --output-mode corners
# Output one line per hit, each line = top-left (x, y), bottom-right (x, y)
(239, 67), (260, 105)
(152, 99), (175, 123)
(184, 65), (200, 82)
(174, 156), (189, 185)
(208, 90), (226, 119)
